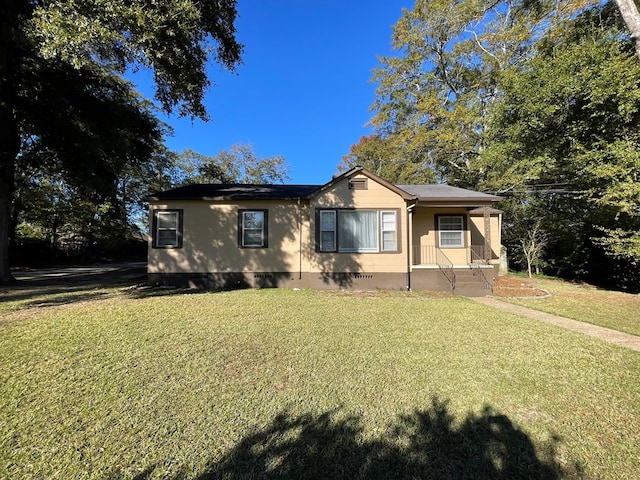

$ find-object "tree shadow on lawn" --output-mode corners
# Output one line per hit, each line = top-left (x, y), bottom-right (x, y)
(145, 396), (586, 480)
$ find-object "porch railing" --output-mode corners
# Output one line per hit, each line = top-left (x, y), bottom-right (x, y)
(470, 245), (485, 264)
(469, 245), (492, 291)
(413, 245), (439, 265)
(413, 246), (455, 292)
(435, 248), (456, 293)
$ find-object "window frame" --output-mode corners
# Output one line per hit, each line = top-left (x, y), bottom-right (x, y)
(152, 209), (183, 249)
(381, 210), (398, 252)
(238, 209), (269, 248)
(436, 214), (466, 248)
(316, 208), (399, 253)
(319, 210), (337, 252)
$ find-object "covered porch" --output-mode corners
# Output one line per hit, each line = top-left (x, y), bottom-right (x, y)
(407, 203), (502, 296)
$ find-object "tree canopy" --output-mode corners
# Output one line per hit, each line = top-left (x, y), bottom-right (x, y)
(0, 0), (243, 282)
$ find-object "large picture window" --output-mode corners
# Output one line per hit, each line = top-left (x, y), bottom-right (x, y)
(317, 209), (398, 253)
(438, 215), (465, 248)
(239, 209), (268, 248)
(152, 209), (183, 248)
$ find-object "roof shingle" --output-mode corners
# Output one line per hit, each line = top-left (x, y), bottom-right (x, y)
(146, 183), (321, 201)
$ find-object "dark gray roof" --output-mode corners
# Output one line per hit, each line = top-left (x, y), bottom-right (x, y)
(396, 184), (501, 202)
(147, 178), (500, 203)
(146, 183), (321, 201)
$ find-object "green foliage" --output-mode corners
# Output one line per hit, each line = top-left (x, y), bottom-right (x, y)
(369, 0), (596, 186)
(486, 5), (640, 273)
(367, 0), (640, 288)
(1, 0), (243, 277)
(29, 0), (243, 118)
(170, 144), (291, 186)
(339, 135), (436, 183)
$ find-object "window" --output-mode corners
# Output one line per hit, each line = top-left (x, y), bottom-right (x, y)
(152, 209), (183, 248)
(317, 209), (398, 253)
(381, 211), (397, 251)
(319, 210), (336, 252)
(438, 215), (465, 248)
(339, 211), (378, 252)
(239, 209), (268, 248)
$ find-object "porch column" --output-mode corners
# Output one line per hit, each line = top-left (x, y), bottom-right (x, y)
(484, 205), (491, 263)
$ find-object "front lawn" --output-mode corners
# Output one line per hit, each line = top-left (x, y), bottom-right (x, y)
(504, 277), (640, 336)
(1, 288), (639, 479)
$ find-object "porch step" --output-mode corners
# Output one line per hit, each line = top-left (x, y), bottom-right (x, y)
(454, 268), (492, 297)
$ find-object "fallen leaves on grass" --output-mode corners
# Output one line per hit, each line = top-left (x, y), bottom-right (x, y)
(492, 276), (549, 298)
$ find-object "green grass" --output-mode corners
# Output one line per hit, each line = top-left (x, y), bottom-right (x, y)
(1, 288), (639, 479)
(506, 278), (640, 336)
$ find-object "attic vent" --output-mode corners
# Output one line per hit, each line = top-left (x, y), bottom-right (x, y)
(254, 274), (273, 279)
(348, 178), (368, 190)
(353, 274), (374, 279)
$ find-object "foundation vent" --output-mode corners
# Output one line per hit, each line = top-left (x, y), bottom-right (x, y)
(254, 274), (274, 279)
(353, 274), (374, 279)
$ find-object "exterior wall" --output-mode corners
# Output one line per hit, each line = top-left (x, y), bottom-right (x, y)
(147, 271), (409, 290)
(146, 175), (501, 294)
(412, 207), (472, 265)
(307, 173), (409, 278)
(412, 205), (501, 266)
(148, 199), (309, 278)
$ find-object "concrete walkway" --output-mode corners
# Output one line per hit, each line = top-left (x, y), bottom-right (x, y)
(472, 296), (640, 352)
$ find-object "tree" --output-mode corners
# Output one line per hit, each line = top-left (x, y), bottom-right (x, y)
(521, 218), (548, 278)
(0, 0), (243, 283)
(339, 135), (436, 184)
(484, 5), (640, 285)
(369, 0), (595, 188)
(169, 145), (291, 186)
(614, 0), (640, 58)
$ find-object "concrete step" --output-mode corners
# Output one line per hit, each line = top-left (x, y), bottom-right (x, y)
(453, 268), (492, 297)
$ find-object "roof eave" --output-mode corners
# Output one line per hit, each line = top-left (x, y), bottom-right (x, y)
(147, 195), (313, 202)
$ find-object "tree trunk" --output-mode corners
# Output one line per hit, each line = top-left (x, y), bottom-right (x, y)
(615, 0), (640, 59)
(0, 3), (20, 284)
(0, 117), (18, 285)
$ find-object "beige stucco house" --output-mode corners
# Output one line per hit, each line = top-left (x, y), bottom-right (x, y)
(147, 167), (502, 296)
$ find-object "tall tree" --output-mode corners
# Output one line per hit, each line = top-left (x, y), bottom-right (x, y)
(485, 5), (640, 284)
(369, 0), (597, 187)
(0, 0), (243, 283)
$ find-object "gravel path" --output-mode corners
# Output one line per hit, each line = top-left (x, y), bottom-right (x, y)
(472, 296), (640, 352)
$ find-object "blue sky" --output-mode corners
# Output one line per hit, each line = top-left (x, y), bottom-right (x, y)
(134, 1), (409, 185)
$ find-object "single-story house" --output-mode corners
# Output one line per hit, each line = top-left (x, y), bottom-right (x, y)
(146, 167), (502, 296)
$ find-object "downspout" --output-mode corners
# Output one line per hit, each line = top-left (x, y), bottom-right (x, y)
(406, 200), (418, 291)
(298, 198), (303, 280)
